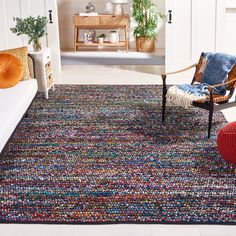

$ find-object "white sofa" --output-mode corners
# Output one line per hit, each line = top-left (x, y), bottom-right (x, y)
(0, 79), (38, 153)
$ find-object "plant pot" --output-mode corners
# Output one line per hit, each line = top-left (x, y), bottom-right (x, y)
(33, 39), (42, 52)
(136, 37), (155, 53)
(98, 37), (104, 44)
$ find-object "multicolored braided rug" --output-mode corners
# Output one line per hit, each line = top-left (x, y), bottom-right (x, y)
(0, 85), (235, 225)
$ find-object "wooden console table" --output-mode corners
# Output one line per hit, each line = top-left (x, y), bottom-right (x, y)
(73, 15), (129, 52)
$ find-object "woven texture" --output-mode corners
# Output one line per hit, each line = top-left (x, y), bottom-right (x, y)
(0, 85), (235, 225)
(0, 47), (31, 81)
(201, 52), (236, 95)
(194, 54), (236, 90)
(217, 121), (236, 164)
(195, 94), (229, 104)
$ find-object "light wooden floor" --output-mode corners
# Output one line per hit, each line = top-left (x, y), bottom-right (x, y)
(1, 65), (235, 236)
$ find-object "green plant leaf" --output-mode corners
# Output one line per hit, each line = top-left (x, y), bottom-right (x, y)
(132, 0), (165, 39)
(10, 16), (48, 44)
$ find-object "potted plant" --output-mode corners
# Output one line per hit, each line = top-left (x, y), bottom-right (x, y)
(10, 16), (48, 52)
(132, 0), (164, 53)
(97, 33), (106, 44)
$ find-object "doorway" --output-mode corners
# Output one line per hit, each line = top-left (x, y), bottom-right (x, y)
(57, 0), (166, 65)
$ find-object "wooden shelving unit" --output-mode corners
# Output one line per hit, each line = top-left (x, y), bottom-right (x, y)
(73, 15), (129, 52)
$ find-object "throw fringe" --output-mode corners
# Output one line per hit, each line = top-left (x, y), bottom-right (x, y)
(166, 86), (206, 109)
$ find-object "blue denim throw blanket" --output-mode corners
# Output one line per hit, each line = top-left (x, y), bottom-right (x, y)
(178, 52), (236, 96)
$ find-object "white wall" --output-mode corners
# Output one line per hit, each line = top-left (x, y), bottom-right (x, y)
(57, 0), (165, 50)
(0, 0), (23, 50)
(224, 1), (236, 55)
(0, 0), (61, 75)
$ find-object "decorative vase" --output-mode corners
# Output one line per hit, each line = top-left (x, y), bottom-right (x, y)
(136, 37), (155, 53)
(33, 39), (42, 52)
(109, 31), (119, 44)
(86, 2), (95, 13)
(98, 37), (104, 44)
(113, 4), (123, 15)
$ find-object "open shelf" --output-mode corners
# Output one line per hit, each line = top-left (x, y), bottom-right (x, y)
(76, 41), (126, 47)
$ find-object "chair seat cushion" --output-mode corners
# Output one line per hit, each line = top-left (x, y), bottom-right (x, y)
(0, 53), (23, 88)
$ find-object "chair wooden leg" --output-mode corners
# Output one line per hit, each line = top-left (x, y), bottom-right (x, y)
(162, 75), (167, 123)
(162, 93), (166, 122)
(208, 104), (214, 139)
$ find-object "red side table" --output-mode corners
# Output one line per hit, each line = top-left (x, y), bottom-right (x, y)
(217, 121), (236, 164)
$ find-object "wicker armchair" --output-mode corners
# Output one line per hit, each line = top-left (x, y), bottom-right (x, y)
(162, 53), (236, 138)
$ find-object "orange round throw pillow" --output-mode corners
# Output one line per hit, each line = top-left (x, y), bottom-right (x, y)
(0, 53), (24, 88)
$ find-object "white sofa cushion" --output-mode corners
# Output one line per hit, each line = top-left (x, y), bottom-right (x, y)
(0, 79), (38, 153)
